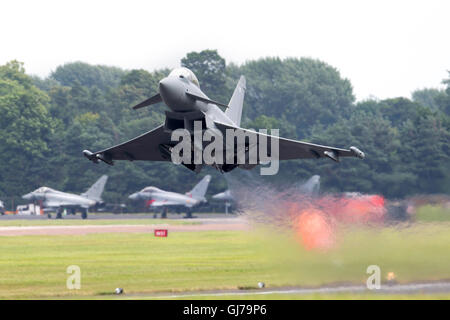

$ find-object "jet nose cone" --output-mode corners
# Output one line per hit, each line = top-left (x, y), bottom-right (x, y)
(129, 193), (139, 201)
(159, 77), (192, 112)
(159, 78), (175, 97)
(22, 193), (34, 201)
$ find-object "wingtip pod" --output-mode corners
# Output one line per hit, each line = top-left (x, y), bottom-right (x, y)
(83, 150), (114, 166)
(83, 150), (98, 163)
(350, 146), (365, 159)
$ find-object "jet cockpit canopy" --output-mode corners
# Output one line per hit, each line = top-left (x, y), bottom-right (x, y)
(141, 186), (162, 193)
(169, 67), (200, 88)
(35, 187), (54, 193)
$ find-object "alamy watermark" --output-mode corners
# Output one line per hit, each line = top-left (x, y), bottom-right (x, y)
(66, 265), (81, 290)
(170, 121), (280, 175)
(366, 265), (381, 290)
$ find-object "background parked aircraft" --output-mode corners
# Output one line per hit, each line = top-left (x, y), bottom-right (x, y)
(212, 175), (321, 214)
(129, 175), (211, 218)
(22, 175), (108, 219)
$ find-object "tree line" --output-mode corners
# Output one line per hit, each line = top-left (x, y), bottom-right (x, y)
(0, 50), (449, 210)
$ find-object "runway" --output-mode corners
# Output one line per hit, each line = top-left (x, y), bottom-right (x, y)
(131, 281), (450, 299)
(0, 217), (249, 236)
(0, 213), (235, 220)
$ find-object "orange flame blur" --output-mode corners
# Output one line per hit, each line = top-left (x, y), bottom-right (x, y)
(288, 194), (386, 251)
(294, 209), (335, 251)
(332, 195), (386, 223)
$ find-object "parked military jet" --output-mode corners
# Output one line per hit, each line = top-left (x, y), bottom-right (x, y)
(212, 189), (234, 214)
(129, 175), (211, 218)
(214, 174), (321, 202)
(84, 67), (364, 172)
(212, 189), (234, 202)
(22, 175), (108, 219)
(212, 175), (321, 213)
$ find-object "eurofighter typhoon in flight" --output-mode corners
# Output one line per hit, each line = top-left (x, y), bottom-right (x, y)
(22, 175), (108, 219)
(83, 67), (364, 172)
(129, 175), (211, 218)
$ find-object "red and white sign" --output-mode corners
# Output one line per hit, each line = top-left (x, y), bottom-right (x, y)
(154, 229), (168, 237)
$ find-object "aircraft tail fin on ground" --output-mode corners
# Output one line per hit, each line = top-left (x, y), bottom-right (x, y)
(298, 175), (320, 195)
(81, 175), (108, 202)
(225, 76), (246, 126)
(188, 175), (211, 200)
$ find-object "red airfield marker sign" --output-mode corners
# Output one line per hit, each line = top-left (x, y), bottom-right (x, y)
(154, 229), (168, 237)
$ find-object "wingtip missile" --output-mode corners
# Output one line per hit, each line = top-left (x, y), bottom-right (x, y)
(349, 146), (365, 159)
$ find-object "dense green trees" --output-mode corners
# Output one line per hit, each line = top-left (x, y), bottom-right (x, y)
(435, 72), (450, 117)
(412, 88), (442, 111)
(0, 61), (58, 197)
(230, 57), (355, 138)
(0, 51), (449, 209)
(51, 62), (125, 91)
(181, 50), (229, 103)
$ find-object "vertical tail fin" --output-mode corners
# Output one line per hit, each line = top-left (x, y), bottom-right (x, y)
(225, 76), (246, 126)
(187, 175), (211, 200)
(81, 175), (108, 202)
(298, 175), (320, 195)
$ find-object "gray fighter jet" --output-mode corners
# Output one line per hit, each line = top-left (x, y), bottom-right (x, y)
(129, 175), (211, 218)
(212, 189), (234, 202)
(212, 189), (234, 214)
(22, 175), (108, 219)
(212, 175), (321, 213)
(213, 175), (321, 202)
(83, 67), (364, 172)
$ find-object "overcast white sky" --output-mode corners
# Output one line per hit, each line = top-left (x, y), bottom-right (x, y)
(1, 0), (449, 100)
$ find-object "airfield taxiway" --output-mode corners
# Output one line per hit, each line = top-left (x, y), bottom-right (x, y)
(128, 281), (450, 299)
(0, 213), (234, 220)
(0, 215), (249, 236)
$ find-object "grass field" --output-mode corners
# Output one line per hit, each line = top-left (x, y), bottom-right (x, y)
(415, 205), (450, 222)
(0, 221), (449, 299)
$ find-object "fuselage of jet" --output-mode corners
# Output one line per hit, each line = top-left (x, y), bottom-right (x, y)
(212, 189), (234, 202)
(129, 186), (204, 208)
(129, 174), (211, 208)
(22, 187), (97, 209)
(22, 175), (108, 213)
